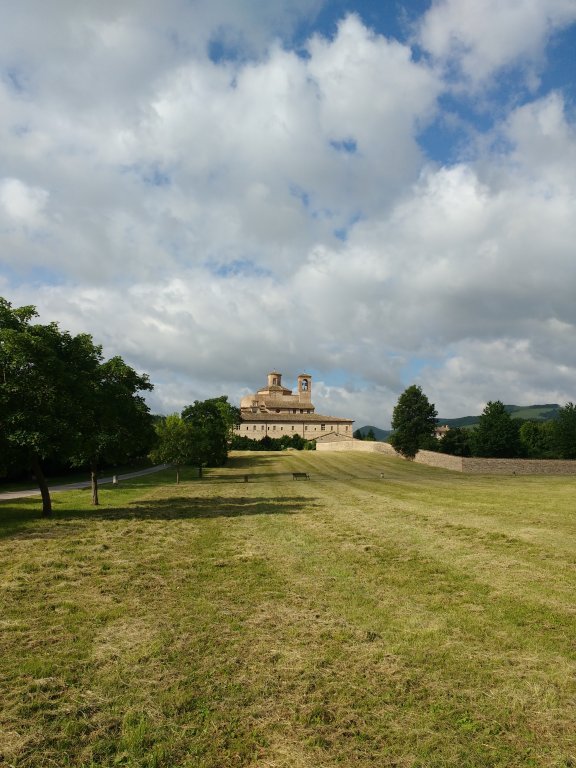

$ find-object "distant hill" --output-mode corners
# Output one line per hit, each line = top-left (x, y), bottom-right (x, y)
(358, 405), (561, 439)
(354, 425), (392, 441)
(437, 404), (561, 430)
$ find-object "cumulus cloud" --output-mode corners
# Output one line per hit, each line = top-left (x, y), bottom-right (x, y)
(1, 2), (575, 426)
(418, 0), (576, 87)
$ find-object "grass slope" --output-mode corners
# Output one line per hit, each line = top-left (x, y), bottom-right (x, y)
(1, 453), (575, 767)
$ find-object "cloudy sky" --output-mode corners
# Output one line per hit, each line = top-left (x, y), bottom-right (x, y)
(1, 0), (575, 427)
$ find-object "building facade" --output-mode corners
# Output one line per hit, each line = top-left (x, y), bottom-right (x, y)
(234, 371), (354, 441)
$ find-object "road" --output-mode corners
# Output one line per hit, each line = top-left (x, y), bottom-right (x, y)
(0, 465), (170, 502)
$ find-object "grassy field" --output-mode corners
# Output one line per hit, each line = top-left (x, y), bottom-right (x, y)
(1, 451), (575, 767)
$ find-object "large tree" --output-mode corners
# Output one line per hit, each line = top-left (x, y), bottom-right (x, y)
(0, 299), (102, 514)
(438, 427), (472, 457)
(551, 402), (576, 459)
(470, 401), (522, 458)
(181, 397), (238, 474)
(390, 385), (438, 460)
(71, 356), (155, 505)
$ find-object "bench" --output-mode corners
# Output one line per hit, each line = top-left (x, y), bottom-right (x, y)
(292, 472), (310, 480)
(205, 475), (250, 482)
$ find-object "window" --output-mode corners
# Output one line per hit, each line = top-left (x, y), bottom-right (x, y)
(321, 424), (325, 431)
(291, 425), (294, 431)
(273, 425), (276, 431)
(253, 425), (256, 430)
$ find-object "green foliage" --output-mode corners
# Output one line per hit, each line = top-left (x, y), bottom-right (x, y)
(353, 429), (364, 440)
(365, 428), (376, 442)
(519, 420), (555, 458)
(230, 433), (307, 451)
(438, 427), (472, 457)
(181, 397), (234, 467)
(149, 414), (194, 483)
(470, 401), (522, 458)
(71, 355), (154, 503)
(390, 385), (438, 459)
(0, 297), (154, 511)
(551, 402), (576, 459)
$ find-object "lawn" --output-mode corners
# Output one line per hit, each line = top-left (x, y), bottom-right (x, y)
(1, 451), (575, 767)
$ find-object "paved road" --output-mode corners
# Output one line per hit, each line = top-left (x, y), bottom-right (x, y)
(0, 465), (170, 502)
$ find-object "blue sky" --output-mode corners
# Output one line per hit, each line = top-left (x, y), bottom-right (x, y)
(1, 0), (575, 426)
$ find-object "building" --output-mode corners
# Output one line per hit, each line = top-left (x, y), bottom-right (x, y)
(234, 371), (354, 441)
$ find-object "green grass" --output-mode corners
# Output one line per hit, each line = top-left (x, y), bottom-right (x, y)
(1, 452), (575, 767)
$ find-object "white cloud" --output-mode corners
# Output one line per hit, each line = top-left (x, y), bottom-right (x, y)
(418, 0), (576, 87)
(0, 177), (48, 222)
(1, 3), (575, 428)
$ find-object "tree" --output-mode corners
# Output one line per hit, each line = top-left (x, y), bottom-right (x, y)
(470, 401), (521, 458)
(438, 427), (472, 457)
(181, 397), (234, 473)
(519, 420), (555, 458)
(365, 428), (376, 442)
(0, 299), (103, 515)
(353, 429), (364, 440)
(71, 356), (155, 504)
(551, 402), (576, 459)
(149, 414), (193, 484)
(390, 385), (438, 459)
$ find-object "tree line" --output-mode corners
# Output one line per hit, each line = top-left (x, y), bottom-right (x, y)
(390, 385), (576, 460)
(0, 299), (238, 515)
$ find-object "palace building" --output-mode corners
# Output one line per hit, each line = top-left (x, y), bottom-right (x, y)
(234, 371), (354, 441)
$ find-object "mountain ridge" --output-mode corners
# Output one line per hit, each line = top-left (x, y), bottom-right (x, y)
(356, 404), (561, 439)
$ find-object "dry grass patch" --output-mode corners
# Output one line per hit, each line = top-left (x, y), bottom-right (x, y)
(0, 456), (575, 767)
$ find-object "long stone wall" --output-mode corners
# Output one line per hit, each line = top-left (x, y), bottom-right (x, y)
(460, 457), (576, 475)
(316, 439), (576, 475)
(413, 450), (464, 471)
(316, 438), (396, 455)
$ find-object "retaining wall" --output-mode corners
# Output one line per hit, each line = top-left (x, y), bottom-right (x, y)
(316, 439), (576, 475)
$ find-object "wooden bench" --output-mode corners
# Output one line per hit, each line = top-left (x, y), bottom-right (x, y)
(292, 472), (310, 480)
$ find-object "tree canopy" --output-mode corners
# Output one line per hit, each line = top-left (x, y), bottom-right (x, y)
(70, 356), (155, 504)
(390, 385), (438, 460)
(0, 298), (154, 514)
(551, 402), (576, 459)
(149, 413), (193, 484)
(470, 401), (522, 458)
(181, 396), (240, 472)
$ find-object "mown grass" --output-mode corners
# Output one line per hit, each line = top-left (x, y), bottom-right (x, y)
(1, 452), (575, 767)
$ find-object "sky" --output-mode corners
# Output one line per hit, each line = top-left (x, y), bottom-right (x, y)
(1, 0), (575, 427)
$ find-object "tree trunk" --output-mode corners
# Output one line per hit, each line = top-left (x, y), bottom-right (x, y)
(91, 460), (99, 506)
(31, 456), (52, 517)
(176, 465), (180, 485)
(198, 464), (202, 478)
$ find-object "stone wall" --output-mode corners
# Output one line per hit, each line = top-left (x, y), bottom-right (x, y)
(316, 438), (396, 454)
(316, 439), (576, 475)
(413, 450), (464, 471)
(460, 457), (576, 475)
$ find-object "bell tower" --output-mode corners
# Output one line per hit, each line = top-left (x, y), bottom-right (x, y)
(267, 371), (282, 388)
(297, 373), (312, 404)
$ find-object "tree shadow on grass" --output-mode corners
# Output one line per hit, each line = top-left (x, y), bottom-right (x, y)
(81, 494), (316, 522)
(0, 495), (318, 538)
